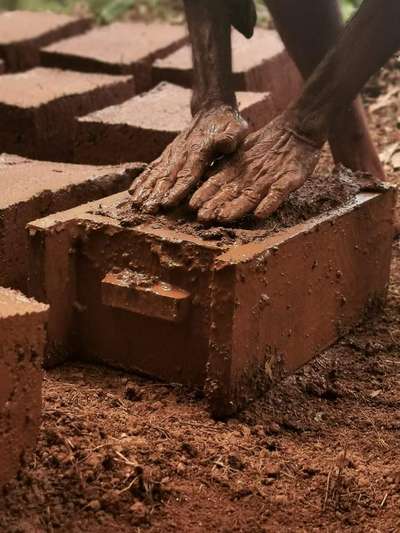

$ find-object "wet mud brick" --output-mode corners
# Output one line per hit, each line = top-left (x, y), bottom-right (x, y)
(0, 67), (136, 161)
(0, 288), (48, 490)
(152, 28), (303, 113)
(27, 187), (396, 415)
(0, 10), (91, 72)
(74, 82), (276, 165)
(0, 154), (144, 292)
(41, 22), (188, 92)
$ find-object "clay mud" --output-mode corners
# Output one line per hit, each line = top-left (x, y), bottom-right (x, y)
(101, 166), (375, 246)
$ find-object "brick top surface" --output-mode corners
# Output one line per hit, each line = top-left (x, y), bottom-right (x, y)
(43, 22), (187, 66)
(0, 10), (86, 44)
(0, 67), (131, 108)
(0, 287), (48, 319)
(154, 28), (284, 73)
(79, 81), (269, 132)
(0, 153), (142, 209)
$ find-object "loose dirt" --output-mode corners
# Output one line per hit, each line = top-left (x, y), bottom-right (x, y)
(0, 59), (399, 533)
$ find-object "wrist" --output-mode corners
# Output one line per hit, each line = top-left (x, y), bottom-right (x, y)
(288, 104), (329, 148)
(191, 90), (237, 116)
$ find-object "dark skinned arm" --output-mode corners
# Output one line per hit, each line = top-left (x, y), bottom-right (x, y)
(265, 0), (384, 178)
(295, 1), (400, 144)
(190, 0), (400, 223)
(129, 0), (252, 213)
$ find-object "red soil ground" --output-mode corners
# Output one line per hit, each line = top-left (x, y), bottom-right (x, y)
(0, 60), (399, 533)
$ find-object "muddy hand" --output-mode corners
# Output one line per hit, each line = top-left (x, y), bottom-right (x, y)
(189, 113), (322, 223)
(129, 106), (248, 214)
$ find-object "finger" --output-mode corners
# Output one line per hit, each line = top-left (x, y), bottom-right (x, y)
(193, 151), (270, 220)
(141, 171), (175, 213)
(254, 172), (304, 218)
(212, 117), (249, 155)
(212, 185), (264, 222)
(128, 161), (154, 194)
(197, 178), (245, 222)
(139, 141), (189, 211)
(129, 164), (160, 205)
(160, 167), (198, 208)
(161, 135), (222, 207)
(141, 163), (180, 212)
(189, 163), (237, 210)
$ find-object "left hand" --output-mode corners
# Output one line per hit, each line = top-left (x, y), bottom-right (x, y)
(129, 105), (248, 214)
(189, 113), (322, 223)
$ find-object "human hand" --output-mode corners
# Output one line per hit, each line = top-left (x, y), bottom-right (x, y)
(189, 113), (322, 223)
(129, 105), (248, 214)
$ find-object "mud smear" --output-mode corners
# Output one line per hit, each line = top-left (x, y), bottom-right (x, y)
(106, 166), (365, 246)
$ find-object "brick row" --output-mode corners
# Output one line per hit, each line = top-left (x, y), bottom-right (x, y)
(0, 154), (144, 292)
(73, 81), (277, 164)
(41, 22), (188, 92)
(0, 10), (91, 72)
(0, 67), (136, 161)
(152, 28), (303, 112)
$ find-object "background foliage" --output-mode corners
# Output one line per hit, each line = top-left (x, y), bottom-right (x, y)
(0, 0), (364, 24)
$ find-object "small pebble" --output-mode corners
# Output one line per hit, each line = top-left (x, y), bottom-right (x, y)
(87, 499), (101, 512)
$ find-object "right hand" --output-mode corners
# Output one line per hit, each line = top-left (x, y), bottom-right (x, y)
(129, 105), (249, 214)
(189, 112), (321, 222)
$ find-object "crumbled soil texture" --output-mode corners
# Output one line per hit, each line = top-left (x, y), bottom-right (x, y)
(0, 59), (399, 533)
(0, 239), (399, 532)
(108, 166), (363, 246)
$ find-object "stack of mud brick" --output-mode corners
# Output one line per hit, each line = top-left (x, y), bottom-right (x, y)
(0, 7), (329, 482)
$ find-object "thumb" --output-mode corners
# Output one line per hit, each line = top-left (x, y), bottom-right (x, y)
(212, 117), (249, 155)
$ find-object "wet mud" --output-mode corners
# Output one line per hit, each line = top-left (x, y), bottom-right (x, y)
(106, 165), (364, 245)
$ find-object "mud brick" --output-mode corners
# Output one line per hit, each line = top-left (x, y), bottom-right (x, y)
(0, 67), (136, 161)
(0, 288), (48, 490)
(73, 82), (276, 165)
(27, 186), (395, 415)
(41, 22), (188, 92)
(0, 154), (144, 292)
(152, 28), (303, 113)
(0, 10), (91, 72)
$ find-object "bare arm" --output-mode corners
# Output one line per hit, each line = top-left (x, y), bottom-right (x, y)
(265, 0), (383, 177)
(184, 0), (236, 113)
(130, 0), (252, 212)
(295, 0), (400, 144)
(191, 0), (400, 222)
(186, 0), (256, 113)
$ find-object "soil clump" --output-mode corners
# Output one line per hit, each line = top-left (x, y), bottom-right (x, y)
(107, 165), (365, 246)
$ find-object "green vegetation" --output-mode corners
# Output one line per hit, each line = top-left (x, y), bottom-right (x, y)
(341, 0), (363, 19)
(0, 0), (365, 24)
(0, 0), (182, 23)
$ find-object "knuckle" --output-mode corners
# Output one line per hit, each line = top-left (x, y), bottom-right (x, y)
(242, 187), (259, 203)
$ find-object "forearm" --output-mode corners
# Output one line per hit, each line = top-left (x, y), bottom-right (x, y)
(184, 0), (236, 114)
(265, 0), (343, 79)
(293, 0), (400, 144)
